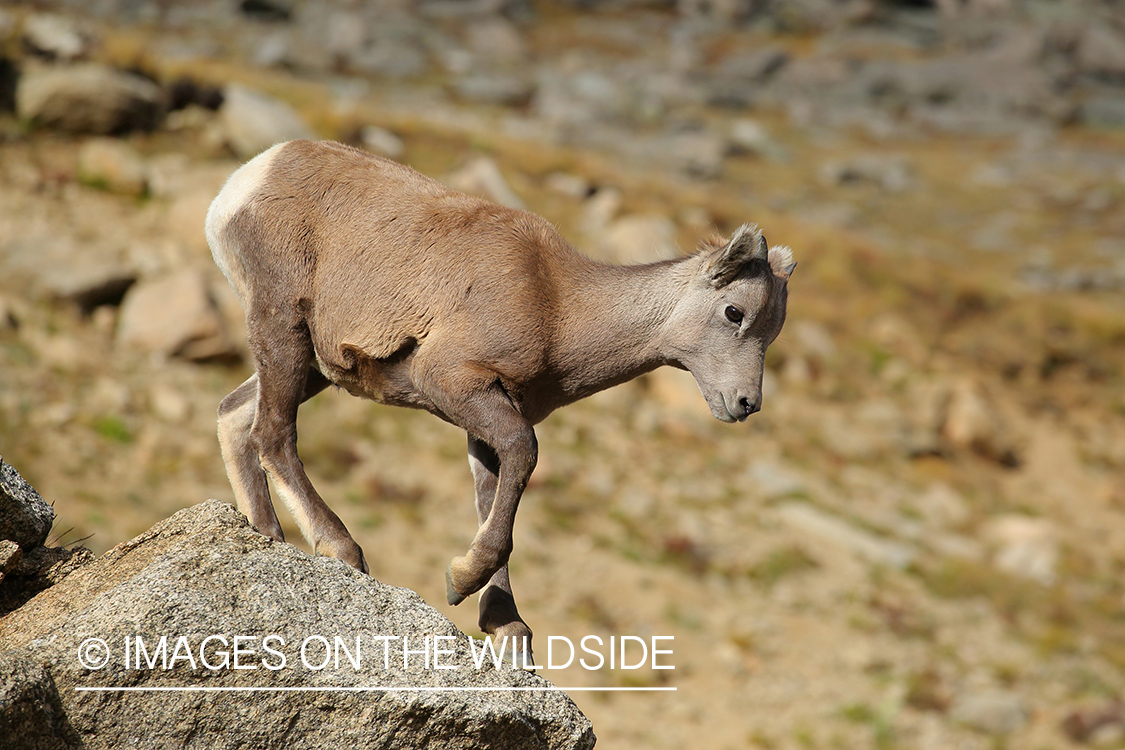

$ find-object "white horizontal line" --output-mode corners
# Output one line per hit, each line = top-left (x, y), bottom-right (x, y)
(75, 686), (675, 693)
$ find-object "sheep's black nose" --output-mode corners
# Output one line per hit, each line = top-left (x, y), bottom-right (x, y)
(738, 397), (760, 417)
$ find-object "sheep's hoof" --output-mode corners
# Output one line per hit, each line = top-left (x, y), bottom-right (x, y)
(510, 641), (536, 672)
(502, 632), (536, 672)
(445, 566), (467, 606)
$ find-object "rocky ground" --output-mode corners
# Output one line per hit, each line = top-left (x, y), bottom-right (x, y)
(1, 1), (1124, 748)
(1, 496), (596, 750)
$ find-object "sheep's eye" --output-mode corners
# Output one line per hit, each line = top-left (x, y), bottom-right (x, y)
(724, 305), (744, 324)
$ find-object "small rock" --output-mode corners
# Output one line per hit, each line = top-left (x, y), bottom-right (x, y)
(982, 515), (1058, 585)
(533, 69), (627, 127)
(660, 131), (726, 178)
(163, 104), (215, 133)
(500, 113), (559, 144)
(776, 502), (916, 569)
(728, 118), (784, 159)
(1078, 26), (1125, 83)
(935, 0), (1019, 16)
(239, 0), (294, 22)
(1081, 97), (1125, 128)
(970, 162), (1013, 187)
(717, 45), (789, 82)
(91, 305), (117, 335)
(419, 0), (524, 19)
(545, 172), (590, 199)
(821, 155), (914, 192)
(951, 690), (1028, 735)
(580, 187), (622, 233)
(16, 63), (165, 134)
(979, 25), (1047, 67)
(452, 73), (535, 106)
(116, 270), (237, 362)
(745, 461), (807, 500)
(21, 14), (91, 62)
(26, 401), (73, 433)
(465, 18), (527, 66)
(446, 156), (524, 209)
(167, 185), (222, 254)
(43, 261), (137, 314)
(359, 125), (405, 160)
(89, 377), (131, 413)
(27, 334), (84, 373)
(596, 214), (679, 264)
(77, 137), (148, 195)
(0, 539), (21, 585)
(941, 378), (1014, 462)
(438, 46), (475, 76)
(0, 457), (54, 550)
(677, 0), (754, 21)
(348, 40), (428, 79)
(143, 152), (191, 198)
(252, 30), (293, 68)
(149, 384), (192, 423)
(321, 10), (367, 62)
(218, 84), (314, 159)
(1089, 723), (1125, 748)
(916, 483), (970, 528)
(15, 545), (93, 583)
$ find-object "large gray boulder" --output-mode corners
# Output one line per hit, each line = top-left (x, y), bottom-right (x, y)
(0, 457), (54, 550)
(16, 63), (165, 134)
(0, 501), (596, 750)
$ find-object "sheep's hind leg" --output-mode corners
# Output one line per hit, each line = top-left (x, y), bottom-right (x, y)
(249, 320), (368, 574)
(468, 436), (534, 667)
(219, 374), (284, 541)
(219, 370), (332, 542)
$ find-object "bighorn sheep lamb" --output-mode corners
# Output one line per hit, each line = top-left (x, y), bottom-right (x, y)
(207, 140), (795, 662)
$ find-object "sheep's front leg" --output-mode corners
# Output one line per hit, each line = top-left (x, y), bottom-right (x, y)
(466, 436), (534, 665)
(426, 375), (537, 605)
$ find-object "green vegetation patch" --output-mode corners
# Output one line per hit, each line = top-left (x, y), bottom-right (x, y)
(747, 544), (820, 589)
(92, 415), (132, 444)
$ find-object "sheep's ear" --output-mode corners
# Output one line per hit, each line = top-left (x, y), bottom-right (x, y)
(769, 245), (796, 282)
(705, 223), (768, 287)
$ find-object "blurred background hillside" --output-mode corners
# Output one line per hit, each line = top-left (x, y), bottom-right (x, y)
(1, 0), (1124, 747)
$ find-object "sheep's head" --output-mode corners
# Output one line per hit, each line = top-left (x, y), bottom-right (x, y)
(665, 224), (794, 422)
